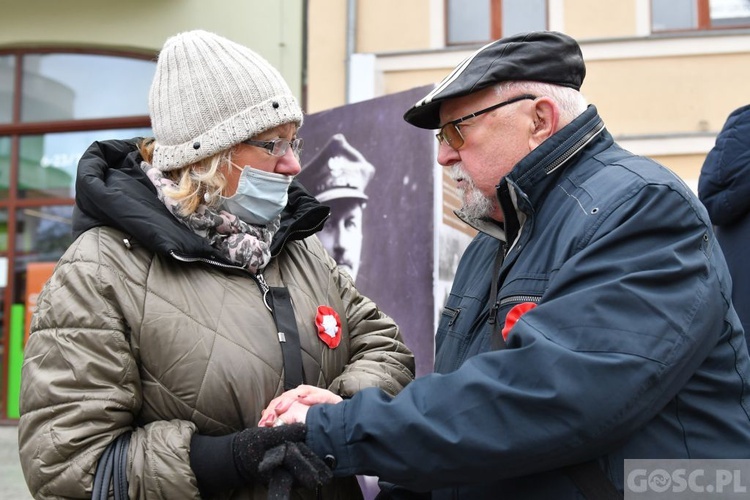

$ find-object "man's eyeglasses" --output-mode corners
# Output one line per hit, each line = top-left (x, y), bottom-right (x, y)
(243, 137), (304, 158)
(435, 94), (537, 150)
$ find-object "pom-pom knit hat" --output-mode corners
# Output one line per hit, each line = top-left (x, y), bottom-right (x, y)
(149, 30), (303, 171)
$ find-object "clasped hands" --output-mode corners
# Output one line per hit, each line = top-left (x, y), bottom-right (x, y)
(242, 385), (342, 498)
(258, 384), (344, 428)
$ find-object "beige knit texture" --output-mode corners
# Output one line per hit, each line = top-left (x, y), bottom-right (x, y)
(149, 30), (303, 171)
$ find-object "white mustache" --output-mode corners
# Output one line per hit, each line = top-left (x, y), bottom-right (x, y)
(449, 164), (475, 189)
(448, 163), (464, 182)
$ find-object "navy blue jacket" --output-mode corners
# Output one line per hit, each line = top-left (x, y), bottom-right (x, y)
(306, 106), (750, 499)
(698, 104), (750, 337)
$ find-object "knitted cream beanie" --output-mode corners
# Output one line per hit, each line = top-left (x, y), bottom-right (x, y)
(149, 30), (303, 171)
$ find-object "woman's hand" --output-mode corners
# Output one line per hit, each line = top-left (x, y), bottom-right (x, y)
(259, 385), (343, 427)
(264, 400), (311, 427)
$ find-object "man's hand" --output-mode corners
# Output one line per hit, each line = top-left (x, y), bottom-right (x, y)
(259, 385), (343, 427)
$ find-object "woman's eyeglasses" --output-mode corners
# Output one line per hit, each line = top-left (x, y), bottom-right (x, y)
(243, 137), (304, 158)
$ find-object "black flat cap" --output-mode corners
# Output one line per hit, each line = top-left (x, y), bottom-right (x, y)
(403, 31), (586, 129)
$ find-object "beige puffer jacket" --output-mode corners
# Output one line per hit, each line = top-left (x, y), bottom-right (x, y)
(19, 222), (414, 497)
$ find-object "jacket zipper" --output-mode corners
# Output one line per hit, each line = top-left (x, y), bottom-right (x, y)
(442, 306), (461, 327)
(487, 243), (508, 327)
(544, 119), (605, 175)
(498, 295), (542, 307)
(499, 295), (542, 307)
(169, 251), (242, 269)
(489, 295), (542, 329)
(254, 272), (272, 312)
(169, 251), (272, 311)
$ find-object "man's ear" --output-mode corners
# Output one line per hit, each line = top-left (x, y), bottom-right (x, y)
(529, 97), (559, 150)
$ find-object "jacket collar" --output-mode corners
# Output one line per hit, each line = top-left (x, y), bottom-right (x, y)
(497, 105), (606, 246)
(454, 212), (507, 242)
(74, 138), (329, 263)
(271, 180), (330, 257)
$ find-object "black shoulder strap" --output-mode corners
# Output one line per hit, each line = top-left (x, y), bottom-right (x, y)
(488, 247), (507, 350)
(563, 460), (622, 499)
(267, 286), (306, 390)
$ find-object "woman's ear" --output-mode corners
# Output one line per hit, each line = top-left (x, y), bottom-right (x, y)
(529, 97), (560, 150)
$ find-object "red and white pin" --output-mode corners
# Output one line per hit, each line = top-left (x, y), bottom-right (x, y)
(316, 305), (342, 348)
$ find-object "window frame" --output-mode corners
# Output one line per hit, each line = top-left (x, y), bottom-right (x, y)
(444, 0), (549, 46)
(651, 0), (750, 33)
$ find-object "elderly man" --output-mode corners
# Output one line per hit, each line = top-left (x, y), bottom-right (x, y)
(297, 133), (375, 281)
(261, 31), (750, 499)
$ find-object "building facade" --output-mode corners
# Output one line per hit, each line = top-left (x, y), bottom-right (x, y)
(308, 0), (750, 233)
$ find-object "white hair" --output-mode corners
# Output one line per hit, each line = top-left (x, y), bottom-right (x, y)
(494, 81), (588, 123)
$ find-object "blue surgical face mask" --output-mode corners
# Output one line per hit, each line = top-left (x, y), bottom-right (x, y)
(222, 167), (293, 225)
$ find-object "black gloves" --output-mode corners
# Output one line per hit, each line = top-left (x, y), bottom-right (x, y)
(260, 442), (334, 499)
(231, 423), (332, 497)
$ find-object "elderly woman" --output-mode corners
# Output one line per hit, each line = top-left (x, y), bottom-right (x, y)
(18, 30), (414, 500)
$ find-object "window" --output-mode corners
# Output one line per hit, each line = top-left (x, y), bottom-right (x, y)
(0, 136), (9, 200)
(15, 206), (75, 259)
(711, 0), (750, 26)
(0, 56), (13, 124)
(446, 0), (548, 45)
(20, 54), (154, 122)
(0, 49), (155, 419)
(18, 128), (151, 199)
(652, 0), (750, 31)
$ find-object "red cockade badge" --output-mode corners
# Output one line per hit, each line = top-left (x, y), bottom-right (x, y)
(502, 302), (538, 341)
(316, 305), (342, 349)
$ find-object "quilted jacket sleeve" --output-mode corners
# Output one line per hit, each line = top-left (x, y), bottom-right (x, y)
(18, 228), (200, 499)
(322, 244), (416, 399)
